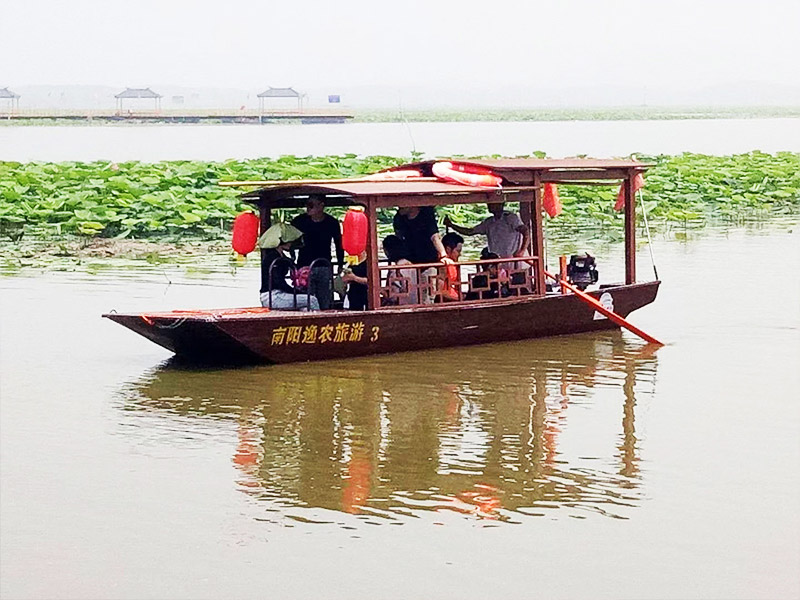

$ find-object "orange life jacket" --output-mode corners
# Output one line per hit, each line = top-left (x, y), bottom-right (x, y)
(439, 262), (461, 301)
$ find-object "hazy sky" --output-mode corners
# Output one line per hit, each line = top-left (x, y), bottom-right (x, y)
(2, 0), (799, 92)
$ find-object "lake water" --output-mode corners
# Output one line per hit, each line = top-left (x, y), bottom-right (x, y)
(1, 118), (799, 162)
(1, 222), (798, 599)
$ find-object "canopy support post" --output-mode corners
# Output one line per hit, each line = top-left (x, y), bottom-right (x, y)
(519, 195), (533, 256)
(259, 203), (271, 292)
(531, 174), (546, 296)
(366, 199), (381, 311)
(624, 170), (637, 284)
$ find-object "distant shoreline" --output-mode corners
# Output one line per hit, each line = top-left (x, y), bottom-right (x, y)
(1, 105), (798, 126)
(355, 106), (800, 123)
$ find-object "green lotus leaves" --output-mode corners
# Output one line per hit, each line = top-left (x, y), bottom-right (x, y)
(0, 152), (797, 240)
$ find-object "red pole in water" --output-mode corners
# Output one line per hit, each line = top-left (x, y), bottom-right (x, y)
(543, 270), (663, 346)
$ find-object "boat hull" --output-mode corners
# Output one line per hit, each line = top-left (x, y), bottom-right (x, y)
(103, 281), (660, 364)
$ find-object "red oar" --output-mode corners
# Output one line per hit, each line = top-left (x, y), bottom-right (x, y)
(544, 270), (663, 346)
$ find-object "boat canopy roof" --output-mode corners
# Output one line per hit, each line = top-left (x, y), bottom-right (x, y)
(392, 157), (649, 171)
(241, 157), (651, 210)
(241, 180), (530, 209)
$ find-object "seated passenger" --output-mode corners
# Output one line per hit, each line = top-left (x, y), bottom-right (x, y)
(341, 250), (368, 311)
(392, 206), (447, 304)
(465, 249), (509, 300)
(258, 223), (320, 311)
(382, 234), (418, 305)
(437, 232), (464, 302)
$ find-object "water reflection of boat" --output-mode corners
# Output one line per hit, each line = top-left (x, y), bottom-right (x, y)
(120, 333), (658, 521)
(104, 159), (659, 364)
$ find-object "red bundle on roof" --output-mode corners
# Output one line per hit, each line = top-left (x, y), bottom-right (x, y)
(432, 162), (502, 187)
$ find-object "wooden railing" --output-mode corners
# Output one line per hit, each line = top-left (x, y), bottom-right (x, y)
(377, 256), (541, 307)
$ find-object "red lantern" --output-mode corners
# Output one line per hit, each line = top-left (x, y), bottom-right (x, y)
(231, 212), (259, 256)
(342, 206), (368, 256)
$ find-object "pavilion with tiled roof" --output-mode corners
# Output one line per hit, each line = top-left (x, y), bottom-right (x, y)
(0, 87), (20, 112)
(257, 87), (301, 112)
(115, 87), (162, 111)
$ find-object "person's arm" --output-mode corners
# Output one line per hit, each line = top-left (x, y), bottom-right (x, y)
(392, 212), (404, 236)
(331, 217), (344, 267)
(513, 223), (531, 257)
(431, 232), (448, 261)
(422, 208), (448, 260)
(443, 215), (478, 236)
(342, 272), (368, 286)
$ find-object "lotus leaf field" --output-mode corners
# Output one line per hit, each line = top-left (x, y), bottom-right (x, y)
(0, 152), (798, 244)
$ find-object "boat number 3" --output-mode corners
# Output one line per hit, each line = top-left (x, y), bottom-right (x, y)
(270, 322), (380, 346)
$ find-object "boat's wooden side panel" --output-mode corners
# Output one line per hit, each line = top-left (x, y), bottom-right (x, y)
(218, 281), (660, 363)
(104, 314), (263, 363)
(104, 282), (658, 364)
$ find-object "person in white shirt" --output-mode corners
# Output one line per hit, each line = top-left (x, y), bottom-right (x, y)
(444, 202), (530, 259)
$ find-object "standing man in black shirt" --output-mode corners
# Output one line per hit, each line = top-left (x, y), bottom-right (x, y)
(392, 206), (448, 304)
(392, 206), (447, 264)
(291, 195), (344, 310)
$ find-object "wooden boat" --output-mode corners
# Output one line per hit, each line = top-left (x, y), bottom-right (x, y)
(104, 158), (660, 364)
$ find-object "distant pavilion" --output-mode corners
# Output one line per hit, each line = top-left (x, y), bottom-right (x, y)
(115, 88), (162, 111)
(258, 87), (302, 112)
(0, 87), (21, 113)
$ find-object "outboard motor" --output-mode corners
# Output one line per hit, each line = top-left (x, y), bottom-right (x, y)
(567, 253), (599, 290)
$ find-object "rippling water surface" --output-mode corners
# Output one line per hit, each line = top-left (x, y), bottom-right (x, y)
(1, 223), (798, 599)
